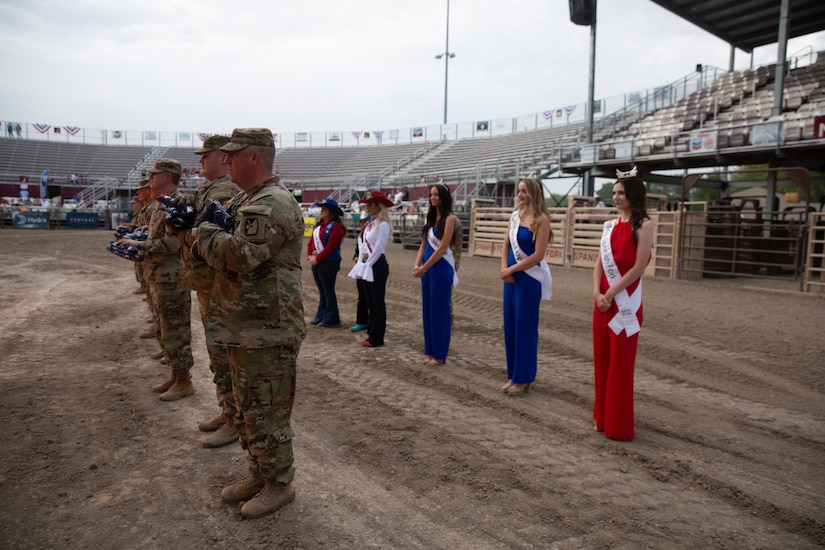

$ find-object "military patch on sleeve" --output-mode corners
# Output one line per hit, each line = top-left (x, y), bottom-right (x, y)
(237, 205), (272, 244)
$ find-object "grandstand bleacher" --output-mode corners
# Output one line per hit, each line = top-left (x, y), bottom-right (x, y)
(2, 53), (824, 210)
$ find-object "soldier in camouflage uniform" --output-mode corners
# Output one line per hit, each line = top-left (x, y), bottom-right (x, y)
(135, 178), (161, 341)
(129, 180), (149, 296)
(179, 135), (241, 448)
(195, 128), (305, 519)
(122, 158), (195, 401)
(127, 194), (146, 295)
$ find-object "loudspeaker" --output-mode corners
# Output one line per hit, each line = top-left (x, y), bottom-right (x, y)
(569, 0), (595, 26)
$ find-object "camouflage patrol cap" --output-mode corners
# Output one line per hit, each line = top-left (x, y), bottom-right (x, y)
(146, 158), (182, 176)
(130, 196), (142, 203)
(194, 135), (231, 155)
(220, 128), (275, 151)
(136, 177), (150, 189)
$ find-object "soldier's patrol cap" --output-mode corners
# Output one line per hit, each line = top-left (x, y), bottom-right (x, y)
(194, 135), (231, 155)
(146, 158), (182, 176)
(220, 128), (275, 152)
(130, 196), (142, 203)
(136, 178), (150, 189)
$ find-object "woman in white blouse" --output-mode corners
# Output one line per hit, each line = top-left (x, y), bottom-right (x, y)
(348, 191), (395, 347)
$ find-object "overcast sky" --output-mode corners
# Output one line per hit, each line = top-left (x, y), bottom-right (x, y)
(1, 0), (824, 135)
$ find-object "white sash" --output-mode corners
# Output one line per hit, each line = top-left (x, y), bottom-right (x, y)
(348, 220), (376, 282)
(600, 219), (642, 336)
(509, 211), (552, 301)
(312, 225), (323, 253)
(426, 226), (458, 288)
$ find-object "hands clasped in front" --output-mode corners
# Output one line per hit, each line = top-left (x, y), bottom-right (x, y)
(595, 292), (613, 312)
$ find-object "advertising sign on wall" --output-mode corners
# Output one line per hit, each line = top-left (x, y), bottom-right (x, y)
(67, 211), (100, 229)
(12, 210), (49, 229)
(689, 131), (717, 153)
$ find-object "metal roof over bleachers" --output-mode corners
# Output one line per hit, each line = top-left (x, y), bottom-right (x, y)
(650, 0), (825, 53)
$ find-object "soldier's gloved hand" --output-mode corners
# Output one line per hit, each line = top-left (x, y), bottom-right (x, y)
(107, 241), (140, 261)
(114, 225), (136, 238)
(194, 199), (234, 233)
(190, 242), (205, 263)
(193, 198), (218, 227)
(159, 194), (196, 229)
(123, 229), (148, 241)
(212, 203), (234, 233)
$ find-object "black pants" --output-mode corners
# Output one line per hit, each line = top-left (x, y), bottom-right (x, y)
(364, 255), (388, 346)
(355, 278), (370, 325)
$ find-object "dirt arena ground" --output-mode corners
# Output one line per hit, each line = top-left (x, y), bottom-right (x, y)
(0, 229), (823, 549)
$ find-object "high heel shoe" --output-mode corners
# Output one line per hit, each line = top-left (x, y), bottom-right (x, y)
(501, 380), (514, 393)
(507, 383), (531, 396)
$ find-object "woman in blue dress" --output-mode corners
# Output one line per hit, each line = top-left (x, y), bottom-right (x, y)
(500, 178), (553, 396)
(413, 184), (458, 365)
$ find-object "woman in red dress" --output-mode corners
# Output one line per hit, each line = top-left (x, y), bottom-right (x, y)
(592, 168), (653, 441)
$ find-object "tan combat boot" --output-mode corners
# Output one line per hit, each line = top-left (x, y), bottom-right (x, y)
(139, 326), (155, 339)
(202, 421), (239, 449)
(198, 413), (226, 432)
(151, 370), (176, 393)
(240, 483), (295, 519)
(150, 350), (165, 360)
(221, 477), (264, 504)
(159, 370), (194, 401)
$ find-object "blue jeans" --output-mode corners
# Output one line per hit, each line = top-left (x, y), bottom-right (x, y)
(311, 259), (341, 326)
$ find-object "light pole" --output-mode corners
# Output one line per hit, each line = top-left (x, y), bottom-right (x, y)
(434, 0), (455, 125)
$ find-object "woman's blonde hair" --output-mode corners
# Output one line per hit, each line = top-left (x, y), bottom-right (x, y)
(518, 178), (553, 244)
(372, 203), (393, 237)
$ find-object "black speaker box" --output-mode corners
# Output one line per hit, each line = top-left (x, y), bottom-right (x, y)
(569, 0), (595, 26)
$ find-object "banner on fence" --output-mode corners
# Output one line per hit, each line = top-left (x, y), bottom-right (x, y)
(815, 116), (825, 139)
(67, 211), (100, 229)
(689, 131), (717, 153)
(12, 210), (49, 228)
(615, 140), (634, 159)
(751, 122), (783, 145)
(303, 217), (316, 237)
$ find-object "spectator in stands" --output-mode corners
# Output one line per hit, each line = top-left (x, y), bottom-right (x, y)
(40, 170), (49, 199)
(6, 122), (13, 138)
(307, 198), (345, 328)
(15, 123), (21, 138)
(402, 186), (410, 201)
(120, 158), (195, 402)
(183, 134), (240, 449)
(413, 184), (458, 366)
(500, 178), (553, 396)
(19, 187), (29, 203)
(70, 173), (78, 185)
(348, 191), (394, 347)
(592, 168), (652, 441)
(349, 211), (371, 332)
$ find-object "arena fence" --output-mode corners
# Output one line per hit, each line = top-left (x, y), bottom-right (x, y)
(467, 198), (822, 294)
(804, 212), (825, 293)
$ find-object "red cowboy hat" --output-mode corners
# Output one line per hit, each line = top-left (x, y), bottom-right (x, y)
(358, 191), (395, 207)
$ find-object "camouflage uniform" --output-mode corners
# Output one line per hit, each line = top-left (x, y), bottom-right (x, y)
(137, 187), (193, 373)
(197, 174), (305, 485)
(132, 179), (151, 291)
(179, 174), (239, 421)
(139, 199), (161, 323)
